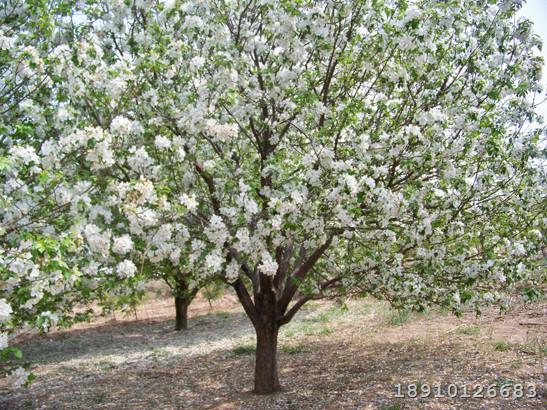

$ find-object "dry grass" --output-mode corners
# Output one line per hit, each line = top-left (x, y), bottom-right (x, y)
(0, 296), (545, 409)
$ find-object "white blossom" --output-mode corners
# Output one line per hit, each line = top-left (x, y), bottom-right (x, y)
(0, 299), (12, 322)
(116, 260), (137, 278)
(0, 332), (8, 349)
(205, 251), (223, 273)
(112, 235), (134, 255)
(258, 251), (278, 277)
(180, 193), (198, 211)
(154, 135), (171, 150)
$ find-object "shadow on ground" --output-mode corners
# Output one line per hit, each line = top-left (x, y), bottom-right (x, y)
(11, 309), (254, 366)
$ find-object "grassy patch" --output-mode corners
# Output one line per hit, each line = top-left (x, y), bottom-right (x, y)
(282, 305), (348, 338)
(496, 377), (515, 388)
(232, 343), (256, 356)
(280, 344), (309, 355)
(22, 400), (33, 410)
(314, 325), (334, 335)
(456, 325), (481, 335)
(91, 392), (108, 405)
(493, 340), (511, 352)
(283, 321), (333, 338)
(280, 300), (380, 339)
(298, 305), (348, 327)
(283, 328), (297, 338)
(387, 309), (411, 326)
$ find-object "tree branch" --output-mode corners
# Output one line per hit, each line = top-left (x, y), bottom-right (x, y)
(231, 278), (258, 327)
(277, 235), (334, 315)
(278, 276), (342, 326)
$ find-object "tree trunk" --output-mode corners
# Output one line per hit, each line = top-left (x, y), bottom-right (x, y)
(253, 282), (281, 394)
(174, 296), (189, 331)
(254, 321), (280, 394)
(231, 275), (284, 394)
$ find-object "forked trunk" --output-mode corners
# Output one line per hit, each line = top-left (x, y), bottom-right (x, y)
(174, 296), (189, 331)
(254, 321), (280, 394)
(231, 238), (333, 394)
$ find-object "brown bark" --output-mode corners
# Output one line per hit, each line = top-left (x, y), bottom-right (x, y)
(254, 321), (280, 394)
(174, 295), (189, 331)
(252, 274), (281, 394)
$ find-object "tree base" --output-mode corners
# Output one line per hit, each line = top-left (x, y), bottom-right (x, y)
(253, 384), (282, 395)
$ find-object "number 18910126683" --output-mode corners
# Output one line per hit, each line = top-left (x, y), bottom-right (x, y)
(393, 383), (537, 399)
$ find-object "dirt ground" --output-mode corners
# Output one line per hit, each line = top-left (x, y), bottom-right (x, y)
(0, 294), (545, 410)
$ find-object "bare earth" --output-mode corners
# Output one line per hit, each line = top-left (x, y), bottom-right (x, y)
(0, 294), (545, 410)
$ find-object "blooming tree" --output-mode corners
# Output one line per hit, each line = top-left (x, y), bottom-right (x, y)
(62, 0), (546, 394)
(45, 18), (217, 330)
(1, 0), (146, 382)
(4, 0), (547, 396)
(0, 0), (91, 385)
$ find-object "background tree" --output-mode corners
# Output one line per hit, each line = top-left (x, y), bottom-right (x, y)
(43, 2), (218, 331)
(0, 0), (98, 386)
